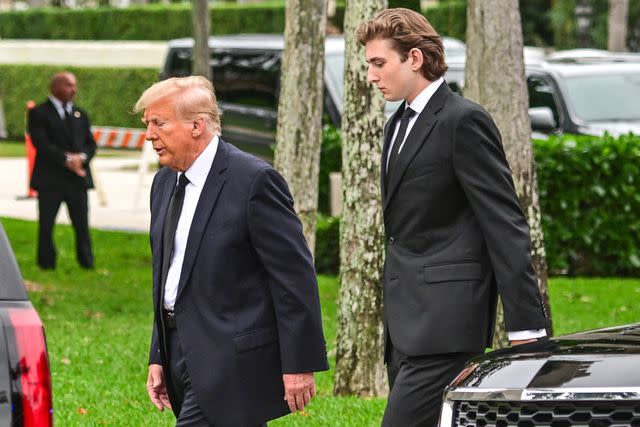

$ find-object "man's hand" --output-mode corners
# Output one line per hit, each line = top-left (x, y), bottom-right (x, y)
(64, 152), (87, 177)
(510, 338), (537, 346)
(283, 372), (316, 413)
(147, 364), (172, 411)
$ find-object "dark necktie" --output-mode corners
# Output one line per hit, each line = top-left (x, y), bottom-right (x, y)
(160, 173), (190, 292)
(387, 107), (417, 181)
(63, 104), (79, 151)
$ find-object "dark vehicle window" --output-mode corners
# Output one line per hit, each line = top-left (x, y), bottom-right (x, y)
(166, 48), (192, 77)
(563, 73), (640, 121)
(211, 50), (281, 108)
(527, 75), (560, 125)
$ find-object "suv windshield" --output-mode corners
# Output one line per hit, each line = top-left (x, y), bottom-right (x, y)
(563, 72), (640, 121)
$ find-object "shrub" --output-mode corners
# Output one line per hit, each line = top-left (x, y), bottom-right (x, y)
(535, 133), (640, 276)
(315, 214), (340, 275)
(0, 2), (346, 41)
(0, 65), (158, 137)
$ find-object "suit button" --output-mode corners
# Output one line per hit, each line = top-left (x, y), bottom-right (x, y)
(388, 237), (395, 245)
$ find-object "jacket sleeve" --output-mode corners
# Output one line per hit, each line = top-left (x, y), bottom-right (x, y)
(27, 107), (67, 168)
(80, 110), (97, 164)
(247, 166), (329, 374)
(452, 107), (548, 332)
(149, 323), (161, 365)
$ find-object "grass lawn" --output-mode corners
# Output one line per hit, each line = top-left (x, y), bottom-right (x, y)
(2, 217), (639, 426)
(0, 140), (28, 157)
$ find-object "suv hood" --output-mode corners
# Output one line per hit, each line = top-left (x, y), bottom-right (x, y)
(454, 324), (640, 390)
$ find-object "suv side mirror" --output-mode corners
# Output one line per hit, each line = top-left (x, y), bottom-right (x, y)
(529, 107), (556, 132)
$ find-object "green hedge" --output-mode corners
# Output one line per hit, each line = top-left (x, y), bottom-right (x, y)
(314, 133), (640, 276)
(0, 2), (346, 40)
(315, 214), (340, 275)
(536, 133), (640, 276)
(0, 65), (158, 137)
(424, 0), (554, 46)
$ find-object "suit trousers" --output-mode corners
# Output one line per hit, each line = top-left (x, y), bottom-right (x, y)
(167, 328), (267, 427)
(37, 188), (93, 269)
(382, 343), (479, 427)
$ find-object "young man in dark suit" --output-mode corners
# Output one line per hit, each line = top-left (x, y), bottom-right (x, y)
(28, 72), (96, 269)
(135, 76), (328, 426)
(356, 8), (549, 426)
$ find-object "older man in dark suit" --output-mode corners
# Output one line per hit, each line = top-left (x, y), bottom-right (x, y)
(357, 8), (550, 426)
(135, 76), (328, 426)
(28, 72), (96, 270)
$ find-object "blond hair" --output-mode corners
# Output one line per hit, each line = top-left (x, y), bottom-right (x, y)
(134, 76), (221, 133)
(356, 8), (448, 81)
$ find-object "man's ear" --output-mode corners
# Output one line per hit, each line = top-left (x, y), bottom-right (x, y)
(409, 48), (424, 72)
(192, 117), (205, 137)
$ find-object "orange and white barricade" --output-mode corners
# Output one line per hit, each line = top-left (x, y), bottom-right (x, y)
(92, 126), (148, 150)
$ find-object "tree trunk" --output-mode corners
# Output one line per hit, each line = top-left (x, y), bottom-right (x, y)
(465, 0), (552, 349)
(333, 0), (388, 397)
(608, 0), (629, 52)
(192, 0), (211, 81)
(273, 0), (328, 255)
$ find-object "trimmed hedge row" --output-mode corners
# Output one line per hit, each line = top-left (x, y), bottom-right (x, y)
(0, 65), (158, 136)
(315, 133), (640, 277)
(536, 133), (640, 276)
(0, 1), (345, 41)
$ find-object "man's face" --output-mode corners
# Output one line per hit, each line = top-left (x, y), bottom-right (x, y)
(52, 74), (78, 104)
(143, 97), (199, 172)
(365, 38), (419, 102)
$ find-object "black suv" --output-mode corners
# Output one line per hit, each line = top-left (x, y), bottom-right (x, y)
(0, 222), (53, 426)
(160, 34), (466, 159)
(439, 322), (640, 427)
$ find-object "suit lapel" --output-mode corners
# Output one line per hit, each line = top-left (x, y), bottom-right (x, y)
(45, 99), (76, 146)
(152, 171), (177, 310)
(381, 102), (406, 201)
(176, 139), (229, 301)
(383, 83), (451, 213)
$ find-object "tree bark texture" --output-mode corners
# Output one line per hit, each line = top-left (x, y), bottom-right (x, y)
(465, 0), (552, 348)
(192, 0), (211, 81)
(273, 0), (328, 255)
(333, 0), (388, 397)
(608, 0), (629, 52)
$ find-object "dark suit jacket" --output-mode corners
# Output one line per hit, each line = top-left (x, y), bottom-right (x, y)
(381, 83), (548, 359)
(28, 98), (96, 192)
(148, 140), (328, 426)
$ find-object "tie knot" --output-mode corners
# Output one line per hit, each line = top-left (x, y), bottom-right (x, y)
(177, 173), (190, 189)
(401, 107), (416, 121)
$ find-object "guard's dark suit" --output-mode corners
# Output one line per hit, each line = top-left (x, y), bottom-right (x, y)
(381, 83), (549, 426)
(28, 99), (96, 269)
(148, 139), (328, 426)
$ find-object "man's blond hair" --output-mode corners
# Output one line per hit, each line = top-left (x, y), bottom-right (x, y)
(134, 76), (221, 133)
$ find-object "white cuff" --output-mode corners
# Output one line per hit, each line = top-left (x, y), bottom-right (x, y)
(508, 329), (547, 341)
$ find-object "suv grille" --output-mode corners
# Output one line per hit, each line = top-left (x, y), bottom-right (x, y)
(454, 400), (640, 427)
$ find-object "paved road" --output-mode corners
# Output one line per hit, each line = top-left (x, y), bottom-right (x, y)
(0, 155), (153, 233)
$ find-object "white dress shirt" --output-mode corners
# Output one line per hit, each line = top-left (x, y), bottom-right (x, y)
(386, 77), (444, 172)
(163, 135), (219, 310)
(49, 95), (73, 120)
(387, 78), (546, 342)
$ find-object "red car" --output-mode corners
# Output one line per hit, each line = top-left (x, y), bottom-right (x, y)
(0, 222), (53, 426)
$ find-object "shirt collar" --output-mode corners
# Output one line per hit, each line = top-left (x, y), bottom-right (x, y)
(49, 95), (73, 112)
(406, 77), (444, 115)
(180, 135), (220, 188)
